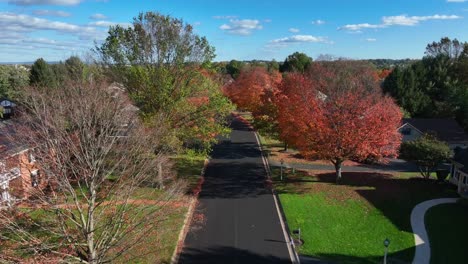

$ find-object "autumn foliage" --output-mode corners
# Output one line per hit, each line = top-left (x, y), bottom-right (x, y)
(276, 62), (402, 182)
(223, 61), (402, 182)
(224, 66), (281, 117)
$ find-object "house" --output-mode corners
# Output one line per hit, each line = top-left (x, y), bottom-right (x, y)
(398, 118), (468, 149)
(449, 148), (468, 196)
(0, 121), (44, 206)
(0, 98), (16, 119)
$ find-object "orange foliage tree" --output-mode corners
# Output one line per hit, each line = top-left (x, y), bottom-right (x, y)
(276, 62), (402, 182)
(224, 66), (281, 115)
(224, 66), (282, 136)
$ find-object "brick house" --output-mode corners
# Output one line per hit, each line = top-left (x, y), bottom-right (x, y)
(1, 121), (45, 206)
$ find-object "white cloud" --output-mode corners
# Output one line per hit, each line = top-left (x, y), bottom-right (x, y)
(219, 19), (262, 35)
(366, 38), (377, 42)
(339, 14), (462, 31)
(382, 14), (461, 26)
(447, 0), (467, 2)
(33, 9), (71, 17)
(213, 15), (237, 20)
(193, 21), (201, 26)
(312, 19), (325, 25)
(8, 0), (81, 5)
(270, 35), (329, 44)
(339, 23), (385, 31)
(264, 19), (272, 23)
(0, 12), (101, 40)
(90, 13), (107, 20)
(288, 28), (300, 33)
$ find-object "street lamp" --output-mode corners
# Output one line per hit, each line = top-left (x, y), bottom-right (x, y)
(383, 238), (390, 264)
(280, 159), (284, 181)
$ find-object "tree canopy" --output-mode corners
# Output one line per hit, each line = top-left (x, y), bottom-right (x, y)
(276, 62), (402, 182)
(399, 135), (451, 179)
(280, 52), (313, 73)
(383, 37), (468, 129)
(96, 11), (233, 153)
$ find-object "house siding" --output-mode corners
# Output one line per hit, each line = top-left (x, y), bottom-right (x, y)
(2, 151), (45, 202)
(399, 124), (423, 142)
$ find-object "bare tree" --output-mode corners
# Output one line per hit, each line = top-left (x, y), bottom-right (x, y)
(0, 80), (184, 263)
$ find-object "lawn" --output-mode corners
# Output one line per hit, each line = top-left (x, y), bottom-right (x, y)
(425, 201), (468, 264)
(273, 168), (459, 264)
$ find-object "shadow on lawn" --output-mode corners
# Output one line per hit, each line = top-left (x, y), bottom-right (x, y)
(301, 247), (415, 264)
(277, 170), (459, 263)
(316, 172), (457, 230)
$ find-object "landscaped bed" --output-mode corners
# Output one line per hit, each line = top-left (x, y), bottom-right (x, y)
(273, 168), (458, 264)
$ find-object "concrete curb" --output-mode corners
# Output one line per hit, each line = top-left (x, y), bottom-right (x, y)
(170, 159), (209, 264)
(410, 197), (458, 264)
(253, 131), (301, 264)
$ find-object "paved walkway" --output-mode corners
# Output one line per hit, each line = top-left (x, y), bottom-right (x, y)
(179, 116), (294, 263)
(410, 198), (458, 264)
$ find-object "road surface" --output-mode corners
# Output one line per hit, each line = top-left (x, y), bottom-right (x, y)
(179, 116), (293, 264)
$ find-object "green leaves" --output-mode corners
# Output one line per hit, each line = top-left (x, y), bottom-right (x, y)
(399, 135), (451, 178)
(96, 12), (233, 153)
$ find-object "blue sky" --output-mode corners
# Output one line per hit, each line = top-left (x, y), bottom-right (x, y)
(0, 0), (467, 62)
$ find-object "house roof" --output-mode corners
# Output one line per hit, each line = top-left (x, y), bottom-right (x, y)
(402, 118), (468, 143)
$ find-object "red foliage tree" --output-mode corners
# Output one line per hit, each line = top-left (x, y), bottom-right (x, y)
(276, 62), (402, 182)
(223, 66), (281, 117)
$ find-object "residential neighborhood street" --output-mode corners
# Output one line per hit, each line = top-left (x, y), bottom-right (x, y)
(179, 116), (294, 263)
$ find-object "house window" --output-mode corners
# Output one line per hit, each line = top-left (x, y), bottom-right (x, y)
(401, 127), (411, 135)
(31, 170), (39, 187)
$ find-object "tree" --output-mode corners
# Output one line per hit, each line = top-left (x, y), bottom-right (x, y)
(96, 12), (232, 153)
(280, 52), (312, 73)
(399, 135), (451, 179)
(225, 60), (245, 79)
(224, 66), (282, 138)
(0, 80), (183, 263)
(65, 56), (85, 81)
(0, 65), (29, 99)
(276, 62), (402, 182)
(224, 66), (280, 113)
(425, 37), (468, 60)
(29, 58), (56, 87)
(382, 63), (431, 116)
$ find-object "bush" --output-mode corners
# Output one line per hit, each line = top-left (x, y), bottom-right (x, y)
(400, 134), (451, 179)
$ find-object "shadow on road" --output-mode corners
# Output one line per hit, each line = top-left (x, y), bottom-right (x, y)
(179, 246), (288, 264)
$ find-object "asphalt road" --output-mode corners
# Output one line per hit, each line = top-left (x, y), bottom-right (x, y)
(179, 116), (293, 264)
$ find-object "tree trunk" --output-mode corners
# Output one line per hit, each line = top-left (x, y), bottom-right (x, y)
(158, 162), (164, 189)
(334, 160), (343, 184)
(284, 142), (288, 152)
(87, 187), (97, 264)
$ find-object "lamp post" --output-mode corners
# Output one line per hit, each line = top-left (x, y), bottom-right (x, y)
(383, 238), (390, 264)
(280, 159), (284, 181)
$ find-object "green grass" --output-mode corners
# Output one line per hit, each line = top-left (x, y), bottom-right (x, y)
(426, 201), (468, 264)
(274, 168), (458, 263)
(172, 154), (205, 194)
